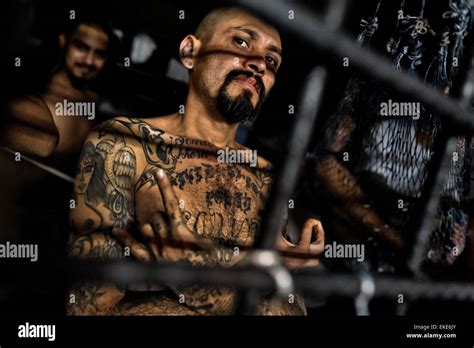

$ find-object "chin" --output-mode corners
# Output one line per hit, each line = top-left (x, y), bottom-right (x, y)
(76, 73), (94, 81)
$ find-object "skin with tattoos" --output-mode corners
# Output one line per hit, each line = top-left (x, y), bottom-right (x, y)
(67, 7), (324, 316)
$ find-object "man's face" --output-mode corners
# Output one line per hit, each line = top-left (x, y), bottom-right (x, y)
(64, 24), (109, 81)
(193, 11), (282, 123)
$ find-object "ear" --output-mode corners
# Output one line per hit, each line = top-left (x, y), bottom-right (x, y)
(179, 35), (200, 70)
(59, 34), (66, 49)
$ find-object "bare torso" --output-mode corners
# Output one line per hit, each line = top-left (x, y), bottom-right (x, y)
(43, 71), (97, 158)
(2, 69), (97, 165)
(69, 115), (306, 315)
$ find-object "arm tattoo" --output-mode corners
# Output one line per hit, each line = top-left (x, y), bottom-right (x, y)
(67, 282), (107, 315)
(68, 124), (138, 315)
(73, 130), (137, 232)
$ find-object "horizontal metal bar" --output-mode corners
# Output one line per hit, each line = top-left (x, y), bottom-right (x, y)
(66, 260), (474, 303)
(4, 260), (474, 305)
(295, 270), (474, 302)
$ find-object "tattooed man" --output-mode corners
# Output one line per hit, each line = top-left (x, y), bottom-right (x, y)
(67, 6), (324, 315)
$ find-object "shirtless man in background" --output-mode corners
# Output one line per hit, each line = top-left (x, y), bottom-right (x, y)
(2, 17), (112, 172)
(0, 17), (113, 312)
(67, 7), (324, 315)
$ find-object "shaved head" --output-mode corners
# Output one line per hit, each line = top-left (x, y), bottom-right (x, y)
(195, 7), (275, 45)
(183, 6), (282, 124)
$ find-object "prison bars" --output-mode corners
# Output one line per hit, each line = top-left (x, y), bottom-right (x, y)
(11, 0), (473, 314)
(236, 0), (474, 290)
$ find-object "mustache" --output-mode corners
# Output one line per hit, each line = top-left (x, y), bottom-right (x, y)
(224, 69), (265, 96)
(75, 62), (97, 72)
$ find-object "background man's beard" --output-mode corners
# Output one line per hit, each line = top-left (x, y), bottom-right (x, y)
(64, 66), (94, 88)
(216, 70), (266, 124)
(63, 59), (99, 88)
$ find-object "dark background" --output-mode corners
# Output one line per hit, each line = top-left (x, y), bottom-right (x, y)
(0, 0), (371, 161)
(0, 0), (461, 161)
(1, 0), (472, 317)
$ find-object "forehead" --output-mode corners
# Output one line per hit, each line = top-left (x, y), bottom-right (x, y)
(212, 11), (282, 49)
(71, 24), (109, 48)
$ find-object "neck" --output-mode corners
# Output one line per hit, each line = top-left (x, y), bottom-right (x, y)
(47, 67), (97, 101)
(179, 87), (239, 148)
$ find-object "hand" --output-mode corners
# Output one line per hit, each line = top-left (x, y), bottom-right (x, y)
(112, 168), (213, 264)
(276, 218), (325, 270)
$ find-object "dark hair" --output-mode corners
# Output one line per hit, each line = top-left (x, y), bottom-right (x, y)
(64, 14), (115, 40)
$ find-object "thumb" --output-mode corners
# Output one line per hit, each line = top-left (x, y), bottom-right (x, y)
(298, 219), (316, 246)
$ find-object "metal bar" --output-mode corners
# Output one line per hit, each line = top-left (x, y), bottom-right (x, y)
(324, 0), (349, 30)
(0, 146), (74, 183)
(407, 136), (457, 276)
(295, 270), (474, 302)
(236, 67), (327, 314)
(64, 261), (474, 303)
(253, 66), (328, 249)
(237, 0), (474, 133)
(409, 39), (474, 275)
(5, 260), (474, 308)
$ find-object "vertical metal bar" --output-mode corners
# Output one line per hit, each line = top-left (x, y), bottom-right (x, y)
(408, 135), (457, 276)
(254, 67), (328, 249)
(235, 67), (327, 315)
(409, 39), (474, 276)
(235, 0), (348, 315)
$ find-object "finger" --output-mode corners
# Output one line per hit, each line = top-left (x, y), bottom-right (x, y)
(151, 208), (209, 252)
(155, 169), (215, 251)
(298, 218), (317, 247)
(141, 223), (160, 259)
(310, 220), (325, 246)
(309, 223), (325, 256)
(112, 228), (151, 262)
(151, 212), (168, 241)
(276, 233), (295, 249)
(155, 169), (181, 226)
(141, 222), (155, 241)
(151, 211), (173, 255)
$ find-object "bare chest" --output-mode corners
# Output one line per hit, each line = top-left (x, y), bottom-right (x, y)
(135, 158), (270, 247)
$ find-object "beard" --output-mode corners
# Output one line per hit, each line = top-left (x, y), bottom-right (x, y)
(216, 69), (266, 124)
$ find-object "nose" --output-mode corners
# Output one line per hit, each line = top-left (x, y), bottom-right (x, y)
(244, 56), (266, 76)
(84, 52), (94, 65)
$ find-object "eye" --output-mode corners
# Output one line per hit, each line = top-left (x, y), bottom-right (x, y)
(74, 43), (88, 52)
(266, 56), (277, 67)
(234, 37), (249, 48)
(95, 51), (107, 60)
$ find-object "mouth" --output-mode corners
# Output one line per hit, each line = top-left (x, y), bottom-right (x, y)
(76, 65), (94, 74)
(233, 75), (258, 94)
